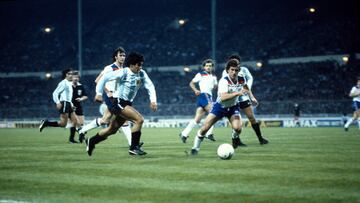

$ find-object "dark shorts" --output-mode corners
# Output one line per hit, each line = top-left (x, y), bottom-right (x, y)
(238, 100), (252, 109)
(197, 93), (213, 109)
(74, 105), (84, 116)
(353, 101), (360, 111)
(110, 98), (133, 114)
(210, 102), (240, 119)
(58, 101), (73, 114)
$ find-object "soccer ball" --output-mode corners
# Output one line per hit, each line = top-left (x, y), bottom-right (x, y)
(217, 143), (235, 160)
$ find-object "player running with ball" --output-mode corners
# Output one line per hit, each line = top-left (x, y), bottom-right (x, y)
(190, 59), (255, 155)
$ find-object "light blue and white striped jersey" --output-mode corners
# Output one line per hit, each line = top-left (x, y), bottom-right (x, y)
(222, 66), (253, 102)
(96, 67), (157, 103)
(52, 79), (73, 104)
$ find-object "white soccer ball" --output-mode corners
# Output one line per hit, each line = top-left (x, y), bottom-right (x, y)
(217, 143), (235, 160)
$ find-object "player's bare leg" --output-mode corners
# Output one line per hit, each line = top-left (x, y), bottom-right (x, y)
(345, 110), (360, 131)
(180, 107), (205, 143)
(86, 116), (125, 156)
(242, 106), (268, 144)
(203, 103), (216, 141)
(229, 115), (246, 148)
(116, 105), (147, 155)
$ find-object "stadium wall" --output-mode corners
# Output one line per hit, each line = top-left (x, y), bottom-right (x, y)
(0, 117), (347, 128)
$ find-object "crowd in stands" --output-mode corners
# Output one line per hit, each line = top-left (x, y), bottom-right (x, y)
(0, 0), (359, 118)
(0, 60), (358, 119)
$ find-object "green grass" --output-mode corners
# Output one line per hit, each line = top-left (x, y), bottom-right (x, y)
(0, 127), (359, 203)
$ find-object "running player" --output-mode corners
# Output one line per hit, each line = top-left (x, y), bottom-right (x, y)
(39, 69), (80, 143)
(190, 59), (251, 155)
(85, 52), (157, 156)
(222, 54), (268, 146)
(179, 59), (217, 143)
(344, 78), (360, 131)
(79, 47), (132, 146)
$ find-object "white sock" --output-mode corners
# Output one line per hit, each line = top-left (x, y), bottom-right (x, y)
(344, 118), (354, 128)
(357, 119), (360, 129)
(182, 120), (197, 137)
(80, 118), (100, 134)
(192, 130), (204, 151)
(121, 125), (132, 146)
(205, 125), (214, 137)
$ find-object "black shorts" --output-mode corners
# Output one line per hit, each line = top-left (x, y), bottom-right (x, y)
(110, 98), (132, 114)
(74, 105), (84, 116)
(238, 100), (252, 109)
(58, 101), (73, 114)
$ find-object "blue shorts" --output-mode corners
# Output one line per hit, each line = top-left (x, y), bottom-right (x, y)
(352, 101), (360, 111)
(102, 92), (114, 110)
(197, 93), (212, 109)
(210, 102), (240, 119)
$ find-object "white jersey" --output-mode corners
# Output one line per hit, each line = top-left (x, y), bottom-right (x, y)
(99, 63), (122, 93)
(350, 86), (360, 102)
(192, 71), (217, 96)
(216, 75), (247, 108)
(96, 67), (157, 103)
(222, 66), (252, 102)
(52, 79), (73, 104)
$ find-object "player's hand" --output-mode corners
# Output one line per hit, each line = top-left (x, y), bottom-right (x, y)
(75, 98), (82, 102)
(94, 95), (103, 103)
(251, 97), (259, 107)
(150, 102), (158, 112)
(106, 92), (113, 98)
(238, 89), (249, 96)
(56, 103), (62, 110)
(194, 90), (201, 96)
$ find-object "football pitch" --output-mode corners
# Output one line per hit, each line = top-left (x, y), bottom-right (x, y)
(0, 127), (359, 203)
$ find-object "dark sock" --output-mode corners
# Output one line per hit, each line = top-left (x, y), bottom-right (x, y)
(130, 131), (141, 150)
(69, 127), (76, 141)
(91, 133), (107, 145)
(47, 121), (59, 127)
(251, 123), (263, 140)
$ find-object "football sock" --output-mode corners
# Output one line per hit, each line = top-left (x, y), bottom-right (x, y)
(91, 133), (107, 145)
(47, 121), (59, 127)
(205, 125), (214, 136)
(182, 120), (197, 137)
(80, 118), (100, 134)
(344, 118), (354, 128)
(121, 125), (132, 146)
(251, 123), (263, 140)
(192, 130), (205, 150)
(232, 129), (240, 139)
(130, 131), (141, 150)
(357, 119), (360, 129)
(69, 127), (76, 141)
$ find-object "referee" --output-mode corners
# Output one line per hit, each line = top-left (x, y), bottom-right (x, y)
(71, 71), (88, 143)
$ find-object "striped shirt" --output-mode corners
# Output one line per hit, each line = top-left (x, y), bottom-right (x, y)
(52, 79), (73, 104)
(96, 67), (157, 103)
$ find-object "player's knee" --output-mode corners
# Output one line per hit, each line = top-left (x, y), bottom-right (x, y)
(233, 127), (242, 134)
(135, 116), (144, 125)
(248, 117), (257, 124)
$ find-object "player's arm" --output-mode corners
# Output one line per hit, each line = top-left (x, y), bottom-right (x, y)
(244, 84), (258, 106)
(95, 68), (113, 97)
(189, 73), (201, 96)
(218, 79), (248, 102)
(95, 70), (117, 102)
(243, 67), (253, 89)
(143, 71), (157, 112)
(94, 70), (105, 84)
(52, 81), (65, 109)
